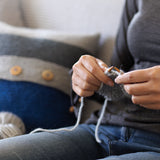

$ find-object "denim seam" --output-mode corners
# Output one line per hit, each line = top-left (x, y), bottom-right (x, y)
(120, 127), (129, 142)
(128, 129), (136, 141)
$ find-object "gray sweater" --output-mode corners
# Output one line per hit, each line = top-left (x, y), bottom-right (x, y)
(72, 0), (160, 134)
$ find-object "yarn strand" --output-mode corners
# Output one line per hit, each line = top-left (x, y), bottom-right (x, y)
(29, 97), (108, 143)
(30, 97), (108, 144)
(95, 98), (108, 143)
(30, 97), (84, 134)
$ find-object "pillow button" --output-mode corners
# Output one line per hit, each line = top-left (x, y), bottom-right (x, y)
(10, 66), (22, 76)
(69, 106), (74, 113)
(42, 70), (54, 81)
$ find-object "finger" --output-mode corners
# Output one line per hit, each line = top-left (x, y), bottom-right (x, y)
(73, 62), (101, 86)
(140, 104), (160, 110)
(115, 69), (150, 84)
(124, 81), (151, 96)
(72, 84), (94, 97)
(72, 73), (100, 91)
(72, 71), (100, 88)
(81, 56), (114, 86)
(132, 94), (160, 105)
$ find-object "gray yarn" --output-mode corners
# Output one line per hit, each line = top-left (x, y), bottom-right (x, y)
(30, 68), (131, 144)
(30, 96), (106, 143)
(95, 98), (108, 143)
(94, 67), (131, 143)
(98, 68), (130, 101)
(30, 97), (84, 134)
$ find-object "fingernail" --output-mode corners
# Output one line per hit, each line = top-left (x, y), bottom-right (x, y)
(115, 76), (121, 83)
(108, 81), (114, 87)
(97, 60), (107, 71)
(115, 77), (118, 83)
(97, 61), (104, 68)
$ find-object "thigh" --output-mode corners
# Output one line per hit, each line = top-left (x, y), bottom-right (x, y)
(0, 125), (105, 160)
(99, 152), (160, 160)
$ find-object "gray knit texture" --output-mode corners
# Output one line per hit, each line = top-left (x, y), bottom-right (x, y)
(98, 69), (130, 101)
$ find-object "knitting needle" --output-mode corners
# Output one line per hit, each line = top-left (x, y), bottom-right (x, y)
(107, 66), (114, 72)
(114, 67), (121, 73)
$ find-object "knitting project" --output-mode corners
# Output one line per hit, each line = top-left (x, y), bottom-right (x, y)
(30, 66), (130, 143)
(94, 66), (130, 142)
(98, 66), (130, 100)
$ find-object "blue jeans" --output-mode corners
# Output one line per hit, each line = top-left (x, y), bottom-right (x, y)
(0, 124), (159, 160)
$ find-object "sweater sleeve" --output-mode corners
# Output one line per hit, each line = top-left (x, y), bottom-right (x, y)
(111, 0), (138, 72)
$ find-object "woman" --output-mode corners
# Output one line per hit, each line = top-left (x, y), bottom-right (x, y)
(0, 0), (159, 159)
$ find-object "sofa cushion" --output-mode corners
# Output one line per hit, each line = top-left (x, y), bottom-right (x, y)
(0, 0), (23, 26)
(0, 22), (100, 132)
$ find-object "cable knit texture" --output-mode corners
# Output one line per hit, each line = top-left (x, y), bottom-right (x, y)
(0, 112), (25, 139)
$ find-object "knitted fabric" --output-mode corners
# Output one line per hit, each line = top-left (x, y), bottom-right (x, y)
(94, 67), (130, 142)
(0, 112), (25, 139)
(98, 68), (130, 100)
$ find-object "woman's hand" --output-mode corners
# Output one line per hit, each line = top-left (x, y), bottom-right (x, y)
(72, 55), (114, 97)
(115, 66), (160, 110)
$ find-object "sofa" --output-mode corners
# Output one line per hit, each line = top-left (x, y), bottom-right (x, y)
(0, 0), (125, 131)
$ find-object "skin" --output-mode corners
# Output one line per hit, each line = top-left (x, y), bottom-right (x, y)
(115, 66), (160, 110)
(72, 55), (160, 110)
(72, 55), (114, 97)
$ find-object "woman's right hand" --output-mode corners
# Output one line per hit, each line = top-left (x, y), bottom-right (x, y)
(72, 55), (114, 97)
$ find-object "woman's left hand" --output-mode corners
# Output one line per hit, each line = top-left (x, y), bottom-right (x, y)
(115, 66), (160, 110)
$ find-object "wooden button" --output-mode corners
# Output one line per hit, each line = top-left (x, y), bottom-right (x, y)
(69, 106), (74, 113)
(42, 70), (54, 81)
(10, 66), (22, 76)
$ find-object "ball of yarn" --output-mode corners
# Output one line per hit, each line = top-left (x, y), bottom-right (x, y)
(0, 112), (25, 139)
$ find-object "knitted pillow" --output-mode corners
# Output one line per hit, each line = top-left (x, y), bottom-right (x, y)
(0, 22), (100, 132)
